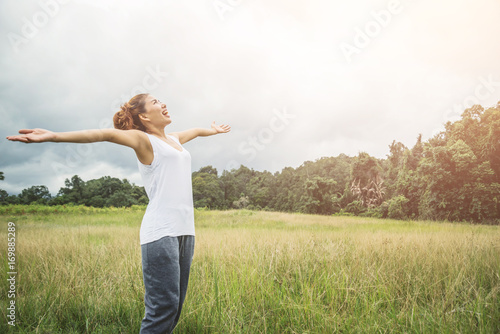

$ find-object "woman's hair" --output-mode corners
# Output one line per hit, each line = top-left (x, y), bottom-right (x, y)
(113, 93), (149, 131)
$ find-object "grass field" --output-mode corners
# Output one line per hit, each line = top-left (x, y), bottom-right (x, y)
(1, 206), (499, 333)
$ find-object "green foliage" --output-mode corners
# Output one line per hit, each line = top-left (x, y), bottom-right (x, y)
(386, 195), (409, 220)
(0, 189), (8, 205)
(344, 200), (366, 215)
(0, 204), (147, 215)
(19, 185), (52, 205)
(192, 166), (224, 209)
(232, 194), (249, 209)
(351, 152), (382, 187)
(2, 102), (500, 223)
(301, 176), (337, 215)
(415, 128), (500, 222)
(246, 171), (274, 209)
(1, 175), (148, 208)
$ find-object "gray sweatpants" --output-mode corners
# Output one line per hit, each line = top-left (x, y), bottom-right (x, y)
(140, 235), (195, 334)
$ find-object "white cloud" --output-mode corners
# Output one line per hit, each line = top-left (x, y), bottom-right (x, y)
(1, 0), (499, 194)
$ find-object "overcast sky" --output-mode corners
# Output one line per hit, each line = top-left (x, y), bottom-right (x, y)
(1, 0), (499, 195)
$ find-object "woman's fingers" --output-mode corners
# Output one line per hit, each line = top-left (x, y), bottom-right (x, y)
(7, 130), (31, 142)
(7, 129), (51, 143)
(6, 135), (28, 142)
(6, 129), (41, 142)
(211, 122), (231, 133)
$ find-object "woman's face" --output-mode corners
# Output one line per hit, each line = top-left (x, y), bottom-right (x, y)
(143, 95), (171, 127)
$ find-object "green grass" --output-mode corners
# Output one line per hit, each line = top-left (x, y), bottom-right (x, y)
(1, 206), (499, 333)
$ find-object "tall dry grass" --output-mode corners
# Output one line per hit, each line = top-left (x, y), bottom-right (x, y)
(1, 207), (499, 333)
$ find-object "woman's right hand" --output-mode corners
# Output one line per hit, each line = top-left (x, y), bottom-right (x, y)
(6, 129), (56, 143)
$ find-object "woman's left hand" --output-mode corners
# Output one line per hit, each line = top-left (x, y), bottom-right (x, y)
(211, 121), (231, 134)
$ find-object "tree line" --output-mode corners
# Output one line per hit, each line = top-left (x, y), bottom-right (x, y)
(0, 175), (148, 208)
(1, 102), (499, 223)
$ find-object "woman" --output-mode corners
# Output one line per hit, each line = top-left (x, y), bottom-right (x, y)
(6, 93), (231, 333)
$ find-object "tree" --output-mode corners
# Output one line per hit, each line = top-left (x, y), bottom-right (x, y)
(417, 137), (499, 222)
(351, 152), (382, 187)
(270, 166), (303, 212)
(0, 172), (6, 205)
(106, 191), (134, 207)
(197, 165), (218, 176)
(301, 176), (337, 215)
(385, 141), (408, 198)
(233, 194), (250, 209)
(219, 170), (238, 209)
(0, 189), (8, 204)
(57, 175), (85, 204)
(351, 152), (385, 208)
(51, 175), (146, 207)
(246, 171), (274, 209)
(19, 185), (52, 205)
(192, 169), (224, 209)
(131, 185), (148, 205)
(219, 165), (256, 209)
(100, 177), (125, 198)
(386, 195), (409, 220)
(481, 106), (500, 182)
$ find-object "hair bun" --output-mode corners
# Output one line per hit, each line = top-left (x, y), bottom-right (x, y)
(113, 107), (134, 130)
(120, 104), (131, 114)
(112, 93), (149, 131)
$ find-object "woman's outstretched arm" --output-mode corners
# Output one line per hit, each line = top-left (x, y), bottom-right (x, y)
(6, 128), (153, 164)
(7, 128), (141, 145)
(7, 128), (110, 143)
(170, 121), (231, 145)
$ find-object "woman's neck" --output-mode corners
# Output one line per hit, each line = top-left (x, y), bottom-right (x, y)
(145, 126), (167, 139)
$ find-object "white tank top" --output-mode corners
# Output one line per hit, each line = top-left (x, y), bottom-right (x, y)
(137, 133), (195, 245)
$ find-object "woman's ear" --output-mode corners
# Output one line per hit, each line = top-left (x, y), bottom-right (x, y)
(138, 113), (149, 122)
